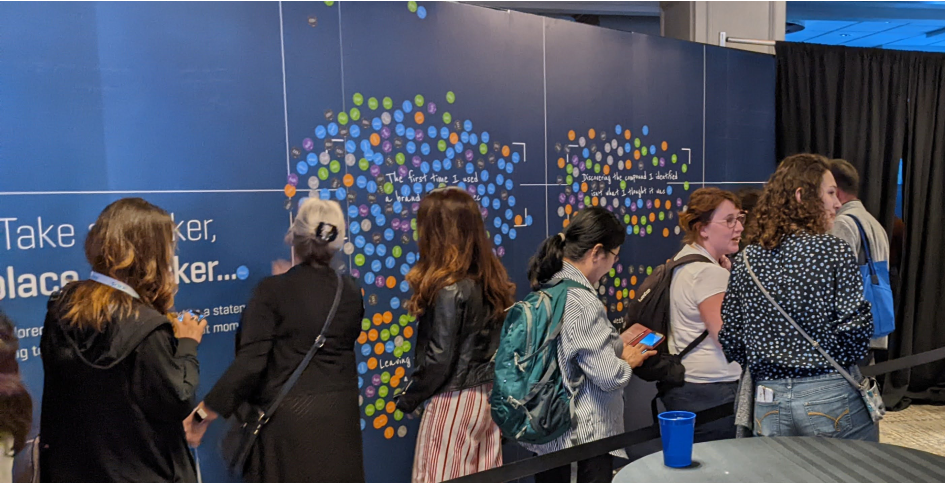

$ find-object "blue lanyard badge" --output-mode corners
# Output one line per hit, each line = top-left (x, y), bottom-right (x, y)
(89, 271), (141, 299)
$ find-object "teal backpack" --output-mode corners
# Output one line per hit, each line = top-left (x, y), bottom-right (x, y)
(490, 279), (593, 444)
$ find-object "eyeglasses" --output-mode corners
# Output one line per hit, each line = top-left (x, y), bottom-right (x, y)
(710, 213), (747, 229)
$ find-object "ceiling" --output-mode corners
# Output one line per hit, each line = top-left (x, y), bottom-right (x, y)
(786, 1), (945, 52)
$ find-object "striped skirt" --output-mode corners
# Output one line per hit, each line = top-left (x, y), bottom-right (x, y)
(412, 382), (502, 483)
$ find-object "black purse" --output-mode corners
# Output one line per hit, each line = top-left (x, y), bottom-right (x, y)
(221, 270), (344, 476)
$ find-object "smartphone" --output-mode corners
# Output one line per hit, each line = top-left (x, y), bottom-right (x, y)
(638, 331), (665, 348)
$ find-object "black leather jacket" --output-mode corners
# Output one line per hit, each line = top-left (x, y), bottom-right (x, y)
(395, 279), (499, 413)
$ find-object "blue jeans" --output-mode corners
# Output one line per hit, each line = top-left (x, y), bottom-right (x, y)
(661, 381), (738, 443)
(753, 373), (879, 441)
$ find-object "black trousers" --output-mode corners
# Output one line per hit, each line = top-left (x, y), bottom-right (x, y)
(533, 454), (614, 483)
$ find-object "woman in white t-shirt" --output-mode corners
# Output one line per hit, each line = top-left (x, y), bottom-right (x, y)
(663, 188), (744, 442)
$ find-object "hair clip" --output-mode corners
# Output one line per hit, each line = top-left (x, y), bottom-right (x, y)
(316, 222), (339, 243)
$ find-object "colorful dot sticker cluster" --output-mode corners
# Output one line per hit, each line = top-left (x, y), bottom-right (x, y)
(285, 91), (529, 438)
(553, 125), (693, 317)
(407, 1), (427, 19)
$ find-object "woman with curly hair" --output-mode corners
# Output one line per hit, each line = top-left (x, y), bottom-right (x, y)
(0, 311), (32, 483)
(395, 187), (516, 483)
(719, 154), (877, 441)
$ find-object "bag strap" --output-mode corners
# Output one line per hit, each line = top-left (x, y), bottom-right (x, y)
(744, 254), (862, 390)
(678, 330), (709, 359)
(846, 215), (879, 283)
(260, 270), (345, 422)
(667, 252), (712, 358)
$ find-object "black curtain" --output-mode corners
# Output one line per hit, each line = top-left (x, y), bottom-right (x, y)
(776, 41), (945, 407)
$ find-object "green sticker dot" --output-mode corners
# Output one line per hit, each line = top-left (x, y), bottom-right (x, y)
(383, 97), (393, 110)
(620, 180), (627, 190)
(634, 225), (640, 234)
(353, 93), (363, 106)
(438, 140), (447, 152)
(395, 153), (405, 165)
(585, 159), (592, 169)
(684, 181), (691, 191)
(659, 212), (665, 221)
(380, 329), (390, 341)
(566, 164), (573, 175)
(392, 246), (403, 258)
(412, 231), (418, 242)
(443, 112), (452, 124)
(408, 1), (417, 13)
(390, 325), (400, 336)
(399, 315), (408, 326)
(623, 289), (629, 297)
(446, 91), (456, 103)
(402, 341), (412, 352)
(634, 138), (641, 148)
(414, 94), (424, 107)
(640, 216), (647, 226)
(672, 154), (678, 164)
(594, 164), (601, 174)
(365, 405), (375, 416)
(410, 219), (417, 230)
(642, 146), (648, 156)
(584, 196), (591, 206)
(479, 143), (488, 155)
(375, 399), (385, 410)
(329, 160), (341, 173)
(337, 112), (348, 125)
(384, 183), (394, 195)
(682, 164), (688, 173)
(318, 167), (329, 180)
(359, 158), (370, 171)
(349, 108), (361, 121)
(361, 319), (370, 331)
(652, 157), (659, 167)
(566, 174), (573, 185)
(368, 97), (378, 110)
(646, 225), (653, 234)
(394, 347), (404, 358)
(647, 266), (654, 276)
(354, 254), (365, 266)
(381, 372), (391, 384)
(378, 386), (389, 398)
(609, 269), (616, 277)
(623, 214), (630, 224)
(615, 278), (621, 287)
(324, 1), (334, 5)
(394, 410), (404, 421)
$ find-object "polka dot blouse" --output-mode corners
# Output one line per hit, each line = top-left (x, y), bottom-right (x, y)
(719, 232), (873, 381)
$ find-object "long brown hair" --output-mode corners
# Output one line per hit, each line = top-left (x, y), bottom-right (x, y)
(744, 153), (832, 250)
(61, 198), (178, 331)
(0, 311), (32, 452)
(405, 188), (515, 324)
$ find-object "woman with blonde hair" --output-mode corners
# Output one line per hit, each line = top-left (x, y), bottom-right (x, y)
(185, 198), (366, 482)
(395, 187), (516, 483)
(40, 198), (207, 483)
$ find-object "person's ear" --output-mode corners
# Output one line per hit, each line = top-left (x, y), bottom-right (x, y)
(795, 187), (803, 203)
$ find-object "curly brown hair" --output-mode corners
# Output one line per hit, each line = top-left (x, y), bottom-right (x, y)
(678, 188), (741, 245)
(744, 153), (832, 250)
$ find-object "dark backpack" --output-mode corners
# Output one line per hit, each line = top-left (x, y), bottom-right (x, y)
(621, 253), (712, 392)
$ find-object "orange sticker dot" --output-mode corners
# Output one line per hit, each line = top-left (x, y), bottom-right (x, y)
(395, 367), (406, 377)
(373, 415), (388, 429)
(565, 205), (573, 215)
(568, 130), (576, 141)
(370, 133), (381, 146)
(655, 199), (662, 209)
(449, 133), (459, 144)
(631, 276), (638, 285)
(624, 130), (631, 140)
(588, 128), (596, 139)
(649, 213), (656, 222)
(591, 197), (599, 207)
(357, 332), (368, 344)
(617, 302), (623, 312)
(403, 326), (414, 339)
(603, 165), (610, 175)
(629, 290), (636, 300)
(383, 311), (393, 324)
(558, 157), (566, 169)
(390, 377), (400, 388)
(502, 145), (511, 157)
(368, 329), (378, 341)
(414, 112), (425, 124)
(374, 343), (385, 355)
(562, 218), (570, 228)
(373, 314), (383, 326)
(384, 427), (395, 439)
(661, 141), (668, 151)
(368, 357), (378, 370)
(386, 402), (397, 414)
(631, 215), (638, 225)
(634, 150), (641, 160)
(616, 291), (623, 301)
(663, 228), (670, 237)
(386, 277), (397, 289)
(580, 182), (588, 193)
(343, 174), (354, 187)
(284, 184), (297, 198)
(515, 215), (523, 225)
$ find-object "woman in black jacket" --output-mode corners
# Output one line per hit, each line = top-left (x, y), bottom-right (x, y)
(395, 187), (516, 483)
(184, 198), (365, 482)
(39, 198), (206, 483)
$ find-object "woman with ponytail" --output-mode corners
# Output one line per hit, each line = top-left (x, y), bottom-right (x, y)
(522, 207), (654, 483)
(185, 198), (367, 482)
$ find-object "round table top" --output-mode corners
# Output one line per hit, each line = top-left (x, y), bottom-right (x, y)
(614, 437), (945, 483)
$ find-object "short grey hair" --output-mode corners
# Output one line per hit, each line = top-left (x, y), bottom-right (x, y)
(286, 197), (346, 264)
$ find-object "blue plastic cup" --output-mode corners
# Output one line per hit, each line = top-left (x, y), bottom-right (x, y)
(658, 411), (696, 468)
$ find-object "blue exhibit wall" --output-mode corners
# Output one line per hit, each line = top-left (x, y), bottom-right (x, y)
(0, 2), (775, 482)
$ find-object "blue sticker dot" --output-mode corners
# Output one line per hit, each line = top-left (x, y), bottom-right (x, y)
(406, 127), (416, 140)
(361, 139), (371, 153)
(506, 163), (513, 174)
(417, 6), (427, 18)
(466, 163), (475, 174)
(384, 229), (395, 241)
(391, 297), (401, 309)
(393, 201), (403, 213)
(335, 188), (346, 200)
(461, 132), (469, 143)
(386, 256), (396, 269)
(481, 196), (490, 208)
(360, 419), (366, 431)
(386, 341), (395, 353)
(372, 118), (382, 131)
(502, 223), (509, 234)
(315, 126), (327, 139)
(365, 244), (375, 256)
(401, 185), (411, 197)
(494, 217), (502, 228)
(464, 120), (473, 132)
(457, 182), (466, 190)
(505, 179), (513, 190)
(625, 198), (632, 207)
(582, 148), (590, 159)
(496, 174), (505, 185)
(396, 124), (405, 136)
(413, 182), (423, 194)
(236, 266), (249, 280)
(346, 140), (356, 153)
(492, 198), (500, 210)
(627, 225), (634, 235)
(615, 124), (622, 134)
(401, 281), (410, 293)
(494, 234), (502, 245)
(402, 100), (413, 113)
(481, 132), (490, 143)
(361, 344), (371, 356)
(401, 264), (411, 276)
(367, 181), (378, 194)
(296, 161), (309, 175)
(394, 110), (404, 123)
(487, 184), (496, 195)
(443, 159), (452, 170)
(469, 133), (478, 145)
(440, 127), (449, 139)
(498, 158), (506, 170)
(573, 182), (580, 192)
(358, 376), (364, 388)
(508, 195), (516, 207)
(365, 272), (375, 285)
(505, 209), (513, 220)
(349, 125), (361, 138)
(637, 199), (644, 208)
(420, 162), (430, 174)
(509, 228), (517, 239)
(373, 153), (383, 165)
(421, 143), (431, 155)
(319, 189), (330, 200)
(407, 253), (416, 264)
(371, 260), (382, 272)
(358, 362), (367, 375)
(433, 160), (442, 172)
(328, 123), (339, 136)
(376, 244), (387, 257)
(428, 126), (437, 139)
(371, 205), (381, 216)
(477, 185), (486, 196)
(650, 145), (656, 154)
(406, 142), (416, 154)
(355, 236), (366, 248)
(307, 153), (319, 166)
(349, 222), (360, 235)
(348, 205), (359, 218)
(376, 215), (386, 226)
(445, 147), (455, 160)
(667, 185), (673, 195)
(512, 152), (520, 163)
(424, 182), (434, 193)
(642, 125), (649, 135)
(481, 170), (489, 181)
(526, 214), (533, 226)
(625, 143), (632, 152)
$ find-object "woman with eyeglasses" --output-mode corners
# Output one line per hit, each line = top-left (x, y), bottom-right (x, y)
(660, 188), (745, 442)
(394, 187), (516, 483)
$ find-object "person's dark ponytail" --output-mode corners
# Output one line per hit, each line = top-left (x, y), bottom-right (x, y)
(527, 234), (566, 290)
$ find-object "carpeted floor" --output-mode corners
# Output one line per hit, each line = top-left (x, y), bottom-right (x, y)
(880, 404), (945, 456)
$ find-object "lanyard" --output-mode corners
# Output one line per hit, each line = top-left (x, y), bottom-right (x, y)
(89, 271), (140, 299)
